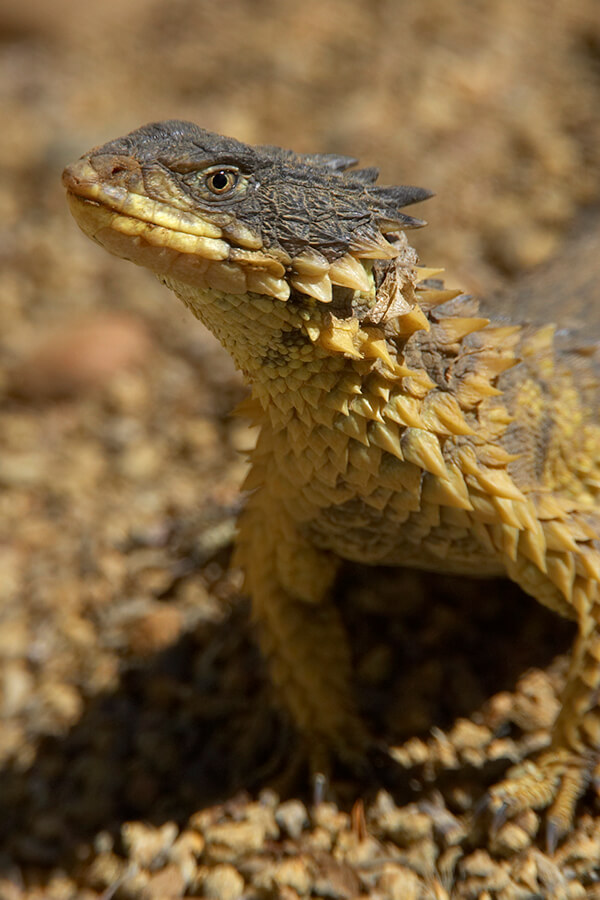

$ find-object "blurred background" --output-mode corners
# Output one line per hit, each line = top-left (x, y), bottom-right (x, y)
(0, 0), (599, 895)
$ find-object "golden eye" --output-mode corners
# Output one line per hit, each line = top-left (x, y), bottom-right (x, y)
(205, 169), (238, 195)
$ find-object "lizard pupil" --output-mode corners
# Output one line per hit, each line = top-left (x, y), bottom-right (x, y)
(207, 170), (236, 194)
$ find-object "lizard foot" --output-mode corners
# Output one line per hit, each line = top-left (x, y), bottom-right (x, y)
(487, 748), (593, 851)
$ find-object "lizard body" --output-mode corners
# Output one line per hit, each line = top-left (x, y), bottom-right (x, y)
(63, 122), (600, 842)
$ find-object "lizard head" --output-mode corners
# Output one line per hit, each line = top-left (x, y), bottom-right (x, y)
(62, 120), (432, 306)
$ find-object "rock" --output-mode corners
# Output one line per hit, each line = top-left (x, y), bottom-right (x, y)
(11, 313), (151, 399)
(124, 604), (183, 656)
(201, 863), (245, 900)
(121, 822), (178, 869)
(275, 799), (309, 839)
(142, 864), (186, 899)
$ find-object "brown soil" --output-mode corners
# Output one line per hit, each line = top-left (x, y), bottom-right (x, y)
(1, 1), (600, 897)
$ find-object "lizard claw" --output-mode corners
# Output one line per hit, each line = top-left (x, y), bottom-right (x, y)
(486, 748), (592, 852)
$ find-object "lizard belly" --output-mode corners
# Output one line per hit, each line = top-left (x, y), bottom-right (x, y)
(305, 496), (506, 577)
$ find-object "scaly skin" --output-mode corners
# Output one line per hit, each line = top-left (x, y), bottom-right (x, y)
(63, 122), (600, 844)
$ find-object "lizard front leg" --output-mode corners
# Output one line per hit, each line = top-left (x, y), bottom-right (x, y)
(234, 481), (369, 772)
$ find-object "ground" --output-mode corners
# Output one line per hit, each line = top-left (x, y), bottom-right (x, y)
(1, 1), (600, 897)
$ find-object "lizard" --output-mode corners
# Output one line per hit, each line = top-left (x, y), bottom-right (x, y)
(62, 120), (600, 846)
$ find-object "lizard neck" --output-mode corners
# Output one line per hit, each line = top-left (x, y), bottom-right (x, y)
(162, 274), (379, 422)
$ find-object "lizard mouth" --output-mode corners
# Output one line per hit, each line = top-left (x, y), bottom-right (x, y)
(62, 156), (382, 304)
(63, 156), (297, 300)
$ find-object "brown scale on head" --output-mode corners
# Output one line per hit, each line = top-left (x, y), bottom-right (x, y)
(62, 120), (433, 308)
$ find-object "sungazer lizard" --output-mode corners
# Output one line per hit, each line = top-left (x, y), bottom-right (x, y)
(63, 121), (600, 846)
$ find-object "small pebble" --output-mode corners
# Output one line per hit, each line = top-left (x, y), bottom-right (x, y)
(201, 863), (245, 900)
(11, 314), (151, 399)
(141, 864), (185, 899)
(275, 799), (309, 839)
(121, 822), (178, 869)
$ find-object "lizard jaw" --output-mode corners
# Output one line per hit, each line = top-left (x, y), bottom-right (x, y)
(63, 157), (294, 299)
(62, 155), (382, 305)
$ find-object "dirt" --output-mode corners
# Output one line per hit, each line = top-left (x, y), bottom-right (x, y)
(1, 0), (600, 897)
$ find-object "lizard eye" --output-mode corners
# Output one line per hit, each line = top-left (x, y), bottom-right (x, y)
(204, 167), (239, 195)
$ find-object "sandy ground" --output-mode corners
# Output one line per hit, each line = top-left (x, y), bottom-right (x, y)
(1, 0), (600, 896)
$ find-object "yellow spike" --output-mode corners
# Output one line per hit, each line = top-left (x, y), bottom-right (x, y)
(319, 331), (362, 358)
(421, 470), (473, 510)
(443, 462), (474, 509)
(417, 288), (463, 309)
(435, 317), (490, 344)
(361, 334), (397, 369)
(246, 270), (291, 301)
(350, 232), (399, 259)
(423, 393), (474, 436)
(318, 317), (363, 359)
(400, 428), (447, 478)
(404, 369), (436, 398)
(369, 378), (391, 403)
(304, 322), (322, 342)
(323, 394), (349, 416)
(580, 548), (600, 581)
(570, 516), (599, 540)
(490, 523), (520, 561)
(388, 394), (426, 428)
(291, 248), (330, 276)
(457, 374), (502, 407)
(485, 407), (515, 426)
(368, 421), (404, 461)
(338, 370), (364, 394)
(490, 496), (523, 528)
(542, 520), (580, 554)
(546, 553), (575, 600)
(334, 413), (369, 445)
(478, 355), (518, 379)
(532, 493), (571, 520)
(477, 444), (520, 467)
(481, 325), (522, 346)
(518, 526), (547, 572)
(324, 427), (351, 458)
(351, 395), (385, 422)
(414, 266), (446, 283)
(393, 306), (431, 335)
(384, 394), (424, 428)
(456, 446), (482, 476)
(468, 491), (498, 523)
(290, 272), (333, 303)
(328, 254), (372, 291)
(512, 499), (540, 533)
(229, 249), (286, 276)
(470, 467), (525, 502)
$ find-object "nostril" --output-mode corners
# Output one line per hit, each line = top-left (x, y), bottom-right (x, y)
(110, 165), (126, 177)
